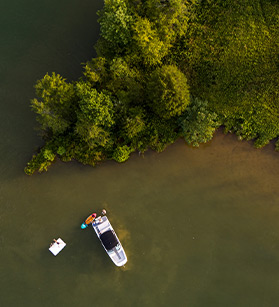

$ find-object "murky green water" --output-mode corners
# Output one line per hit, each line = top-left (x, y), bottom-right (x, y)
(1, 1), (279, 306)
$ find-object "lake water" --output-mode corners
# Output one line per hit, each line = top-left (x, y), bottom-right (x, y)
(1, 1), (279, 306)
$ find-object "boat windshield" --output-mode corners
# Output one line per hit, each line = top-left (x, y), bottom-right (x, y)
(100, 230), (118, 250)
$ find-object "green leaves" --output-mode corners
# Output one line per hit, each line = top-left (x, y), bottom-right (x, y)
(112, 145), (132, 162)
(75, 82), (115, 149)
(179, 98), (220, 147)
(31, 72), (76, 134)
(106, 57), (144, 104)
(132, 17), (168, 66)
(75, 82), (114, 128)
(123, 109), (145, 140)
(221, 102), (279, 148)
(83, 57), (108, 87)
(144, 0), (190, 41)
(98, 0), (133, 50)
(26, 0), (279, 174)
(147, 65), (190, 119)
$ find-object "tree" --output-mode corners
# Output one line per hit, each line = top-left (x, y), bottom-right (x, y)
(132, 17), (168, 66)
(123, 107), (146, 140)
(25, 0), (279, 175)
(98, 0), (134, 51)
(147, 116), (178, 152)
(112, 145), (132, 162)
(83, 57), (108, 89)
(31, 73), (76, 135)
(147, 65), (190, 119)
(106, 57), (144, 105)
(179, 98), (220, 147)
(144, 0), (190, 43)
(75, 82), (115, 149)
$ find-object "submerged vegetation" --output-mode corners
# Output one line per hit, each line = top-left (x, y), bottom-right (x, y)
(25, 0), (279, 175)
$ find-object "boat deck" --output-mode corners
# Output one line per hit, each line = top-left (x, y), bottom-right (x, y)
(92, 215), (127, 266)
(94, 216), (109, 234)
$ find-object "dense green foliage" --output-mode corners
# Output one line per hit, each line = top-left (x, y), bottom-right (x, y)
(25, 0), (279, 174)
(179, 98), (220, 147)
(147, 65), (190, 119)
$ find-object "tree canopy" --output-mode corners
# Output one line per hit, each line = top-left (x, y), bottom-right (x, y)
(98, 0), (133, 51)
(147, 65), (190, 119)
(25, 0), (279, 174)
(31, 72), (76, 135)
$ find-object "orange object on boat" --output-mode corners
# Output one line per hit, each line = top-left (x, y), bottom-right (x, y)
(85, 213), (97, 225)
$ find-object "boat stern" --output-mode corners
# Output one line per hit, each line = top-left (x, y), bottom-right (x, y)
(108, 246), (128, 266)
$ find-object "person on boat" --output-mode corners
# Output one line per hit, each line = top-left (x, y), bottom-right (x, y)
(53, 239), (60, 245)
(102, 209), (106, 215)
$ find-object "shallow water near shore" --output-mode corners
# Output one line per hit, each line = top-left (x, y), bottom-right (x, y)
(1, 1), (279, 306)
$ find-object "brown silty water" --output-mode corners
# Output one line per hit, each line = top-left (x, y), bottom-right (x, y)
(1, 1), (279, 306)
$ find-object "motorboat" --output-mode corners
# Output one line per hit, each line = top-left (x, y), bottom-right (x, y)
(92, 215), (127, 267)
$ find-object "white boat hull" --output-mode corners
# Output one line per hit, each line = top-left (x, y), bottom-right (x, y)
(92, 216), (127, 267)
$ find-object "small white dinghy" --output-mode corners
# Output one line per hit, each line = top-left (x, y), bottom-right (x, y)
(92, 216), (127, 267)
(49, 238), (66, 256)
